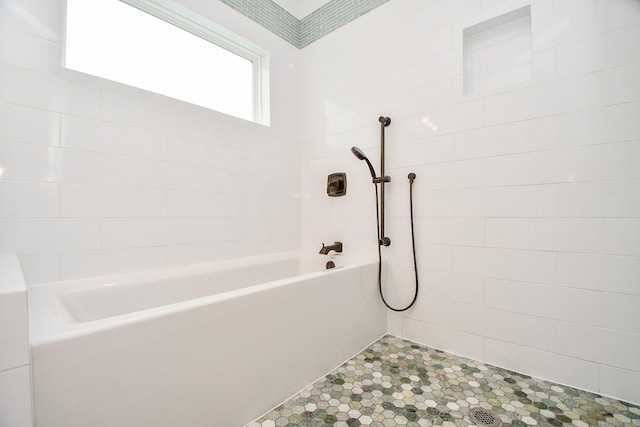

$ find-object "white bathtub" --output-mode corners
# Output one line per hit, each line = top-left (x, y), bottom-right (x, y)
(29, 252), (386, 427)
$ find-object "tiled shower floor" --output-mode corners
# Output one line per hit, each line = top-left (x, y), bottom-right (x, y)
(248, 335), (639, 427)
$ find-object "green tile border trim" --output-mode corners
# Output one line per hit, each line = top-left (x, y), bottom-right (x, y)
(220, 0), (300, 47)
(299, 0), (390, 48)
(220, 0), (391, 48)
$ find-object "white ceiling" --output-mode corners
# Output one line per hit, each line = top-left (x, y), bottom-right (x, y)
(272, 0), (332, 19)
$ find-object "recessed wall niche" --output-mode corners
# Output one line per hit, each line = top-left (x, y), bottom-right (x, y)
(463, 6), (532, 95)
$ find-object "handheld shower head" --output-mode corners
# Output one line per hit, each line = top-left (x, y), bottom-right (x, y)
(351, 146), (377, 179)
(351, 146), (367, 161)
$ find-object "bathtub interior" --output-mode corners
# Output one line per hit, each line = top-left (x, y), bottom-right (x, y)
(28, 251), (373, 341)
(59, 253), (346, 323)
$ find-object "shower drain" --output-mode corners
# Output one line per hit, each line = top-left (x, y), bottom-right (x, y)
(469, 407), (502, 427)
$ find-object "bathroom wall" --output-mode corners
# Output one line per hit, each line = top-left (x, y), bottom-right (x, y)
(0, 0), (300, 285)
(0, 255), (32, 427)
(300, 0), (640, 405)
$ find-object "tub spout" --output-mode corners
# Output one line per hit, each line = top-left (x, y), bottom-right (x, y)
(319, 241), (343, 255)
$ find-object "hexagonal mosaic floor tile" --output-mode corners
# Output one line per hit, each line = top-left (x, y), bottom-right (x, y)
(247, 335), (639, 427)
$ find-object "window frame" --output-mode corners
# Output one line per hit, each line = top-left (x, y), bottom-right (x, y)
(63, 0), (270, 125)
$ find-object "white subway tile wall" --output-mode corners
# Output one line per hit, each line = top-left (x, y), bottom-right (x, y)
(299, 0), (640, 405)
(0, 0), (300, 285)
(0, 255), (31, 427)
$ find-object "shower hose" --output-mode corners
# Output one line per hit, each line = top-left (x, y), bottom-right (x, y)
(374, 173), (419, 312)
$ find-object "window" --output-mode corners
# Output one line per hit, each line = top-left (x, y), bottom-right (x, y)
(64, 0), (269, 124)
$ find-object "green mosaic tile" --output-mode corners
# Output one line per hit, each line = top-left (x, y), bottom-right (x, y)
(220, 0), (390, 48)
(220, 0), (300, 46)
(299, 0), (390, 48)
(247, 335), (640, 427)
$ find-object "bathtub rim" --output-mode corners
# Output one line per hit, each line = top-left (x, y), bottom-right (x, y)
(28, 251), (377, 347)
